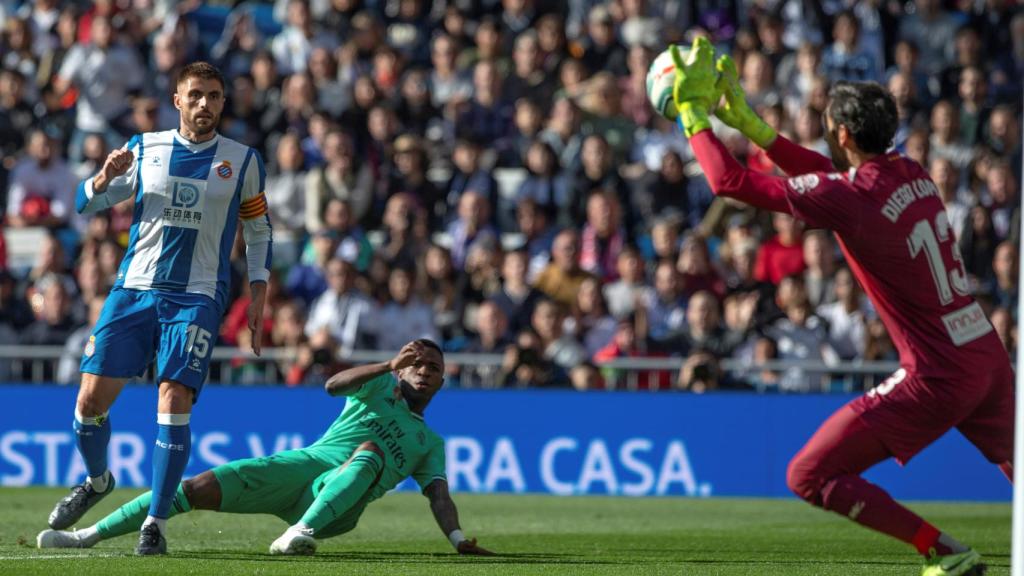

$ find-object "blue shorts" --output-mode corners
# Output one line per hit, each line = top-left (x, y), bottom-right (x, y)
(80, 287), (223, 398)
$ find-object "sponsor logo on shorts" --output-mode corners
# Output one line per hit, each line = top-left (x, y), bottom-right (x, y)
(941, 301), (993, 346)
(84, 335), (96, 357)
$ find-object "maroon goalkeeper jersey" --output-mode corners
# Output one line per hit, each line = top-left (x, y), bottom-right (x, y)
(691, 131), (1007, 381)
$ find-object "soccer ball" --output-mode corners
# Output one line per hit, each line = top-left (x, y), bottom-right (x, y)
(646, 46), (688, 121)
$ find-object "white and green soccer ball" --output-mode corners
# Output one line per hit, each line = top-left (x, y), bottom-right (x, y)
(646, 46), (688, 121)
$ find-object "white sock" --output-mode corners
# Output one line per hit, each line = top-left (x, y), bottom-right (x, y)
(938, 533), (969, 554)
(76, 526), (103, 547)
(142, 515), (167, 534)
(291, 522), (313, 534)
(87, 471), (110, 493)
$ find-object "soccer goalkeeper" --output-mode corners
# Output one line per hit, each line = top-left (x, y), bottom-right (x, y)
(39, 339), (493, 557)
(672, 37), (1012, 576)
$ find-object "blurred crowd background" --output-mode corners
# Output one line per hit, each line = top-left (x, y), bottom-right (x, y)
(0, 0), (1021, 392)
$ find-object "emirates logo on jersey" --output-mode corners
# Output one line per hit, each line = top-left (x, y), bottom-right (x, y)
(216, 161), (233, 179)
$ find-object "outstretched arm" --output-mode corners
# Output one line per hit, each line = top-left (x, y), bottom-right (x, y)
(689, 130), (793, 214)
(423, 479), (494, 556)
(765, 135), (836, 176)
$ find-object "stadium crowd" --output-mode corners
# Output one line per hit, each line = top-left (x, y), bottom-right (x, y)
(0, 0), (1020, 392)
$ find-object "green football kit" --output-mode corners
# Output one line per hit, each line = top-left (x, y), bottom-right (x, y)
(95, 374), (447, 539)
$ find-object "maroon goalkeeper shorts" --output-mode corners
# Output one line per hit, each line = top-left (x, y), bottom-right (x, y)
(848, 360), (1015, 465)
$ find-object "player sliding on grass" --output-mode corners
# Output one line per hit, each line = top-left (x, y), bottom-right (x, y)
(39, 339), (493, 557)
(671, 38), (1014, 576)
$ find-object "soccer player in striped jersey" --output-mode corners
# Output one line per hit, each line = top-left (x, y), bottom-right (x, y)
(47, 62), (273, 556)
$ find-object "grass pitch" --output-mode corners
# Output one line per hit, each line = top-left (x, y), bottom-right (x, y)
(0, 488), (1011, 575)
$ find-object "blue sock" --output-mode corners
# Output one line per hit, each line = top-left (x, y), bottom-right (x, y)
(74, 410), (111, 482)
(148, 414), (191, 519)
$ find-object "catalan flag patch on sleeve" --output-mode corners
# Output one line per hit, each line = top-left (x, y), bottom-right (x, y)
(239, 192), (268, 219)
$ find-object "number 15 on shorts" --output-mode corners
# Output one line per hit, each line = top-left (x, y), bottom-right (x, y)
(185, 324), (212, 372)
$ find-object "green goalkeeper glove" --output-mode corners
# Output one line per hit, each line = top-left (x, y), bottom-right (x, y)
(670, 37), (718, 138)
(713, 54), (777, 148)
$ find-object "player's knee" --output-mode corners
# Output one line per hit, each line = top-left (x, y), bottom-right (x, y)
(182, 471), (221, 510)
(786, 455), (823, 505)
(75, 394), (106, 418)
(158, 380), (194, 410)
(354, 441), (385, 460)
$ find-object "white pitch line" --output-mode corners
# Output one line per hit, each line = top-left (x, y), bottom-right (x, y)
(0, 553), (123, 560)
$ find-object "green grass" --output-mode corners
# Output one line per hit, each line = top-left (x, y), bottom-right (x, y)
(0, 488), (1011, 575)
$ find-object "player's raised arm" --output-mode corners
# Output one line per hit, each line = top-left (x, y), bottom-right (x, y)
(670, 39), (792, 214)
(423, 479), (493, 556)
(238, 149), (273, 356)
(324, 340), (425, 396)
(75, 136), (141, 214)
(712, 55), (835, 176)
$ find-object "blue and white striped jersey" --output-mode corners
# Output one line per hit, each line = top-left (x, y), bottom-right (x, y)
(76, 130), (272, 310)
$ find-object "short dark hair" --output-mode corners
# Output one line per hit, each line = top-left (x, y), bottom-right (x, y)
(413, 338), (443, 356)
(827, 81), (898, 155)
(177, 62), (225, 90)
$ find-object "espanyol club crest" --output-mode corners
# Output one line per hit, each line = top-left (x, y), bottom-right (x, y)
(84, 335), (96, 357)
(216, 161), (233, 179)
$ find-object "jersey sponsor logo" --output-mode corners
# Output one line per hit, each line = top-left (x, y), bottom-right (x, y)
(164, 177), (206, 229)
(84, 335), (96, 357)
(941, 301), (993, 346)
(787, 174), (819, 194)
(216, 161), (232, 179)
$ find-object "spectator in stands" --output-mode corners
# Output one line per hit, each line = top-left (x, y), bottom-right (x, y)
(983, 160), (1019, 242)
(821, 10), (877, 82)
(765, 295), (836, 392)
(565, 277), (616, 357)
(677, 234), (724, 299)
(659, 289), (737, 359)
(378, 192), (425, 270)
(457, 17), (509, 77)
(429, 33), (472, 109)
(266, 132), (307, 265)
(500, 328), (554, 388)
(457, 59), (514, 157)
(802, 231), (836, 308)
(305, 130), (374, 230)
(455, 238), (504, 319)
(222, 274), (281, 348)
(57, 294), (105, 384)
(635, 149), (689, 227)
(990, 306), (1015, 355)
(271, 0), (338, 75)
(754, 212), (805, 285)
(446, 137), (498, 226)
(604, 245), (648, 320)
(531, 298), (586, 380)
(579, 190), (626, 282)
(594, 315), (671, 390)
(388, 134), (444, 228)
(73, 133), (107, 183)
(620, 44), (654, 128)
(740, 51), (779, 112)
(961, 205), (1000, 286)
(569, 361), (604, 391)
(447, 190), (499, 272)
(0, 268), (32, 331)
(268, 299), (306, 379)
(262, 72), (316, 144)
(677, 351), (725, 393)
(493, 248), (542, 335)
(988, 241), (1019, 312)
(6, 129), (76, 229)
(287, 328), (344, 387)
(308, 47), (348, 119)
(396, 68), (439, 139)
(898, 0), (959, 76)
(422, 243), (461, 343)
(375, 265), (439, 352)
(504, 31), (553, 106)
(514, 198), (557, 279)
(286, 230), (333, 307)
(27, 232), (69, 286)
(567, 134), (632, 232)
(516, 139), (569, 226)
(460, 300), (512, 388)
(534, 229), (594, 308)
(577, 4), (627, 76)
(20, 273), (76, 380)
(940, 26), (984, 101)
(958, 66), (991, 148)
(641, 261), (687, 342)
(540, 95), (583, 171)
(0, 69), (34, 171)
(648, 214), (682, 272)
(305, 258), (375, 355)
(54, 14), (143, 160)
(507, 98), (545, 168)
(816, 267), (871, 362)
(929, 99), (974, 170)
(863, 317), (898, 363)
(931, 157), (969, 240)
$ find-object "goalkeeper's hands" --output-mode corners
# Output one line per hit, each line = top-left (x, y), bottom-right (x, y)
(670, 36), (718, 138)
(457, 538), (495, 556)
(713, 55), (777, 149)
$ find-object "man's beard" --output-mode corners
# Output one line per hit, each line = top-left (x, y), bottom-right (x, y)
(189, 113), (219, 136)
(826, 128), (850, 172)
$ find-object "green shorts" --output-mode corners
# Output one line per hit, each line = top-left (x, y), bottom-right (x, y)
(212, 448), (371, 539)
